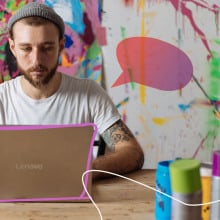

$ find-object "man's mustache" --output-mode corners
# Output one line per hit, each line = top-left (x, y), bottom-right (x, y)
(28, 65), (48, 72)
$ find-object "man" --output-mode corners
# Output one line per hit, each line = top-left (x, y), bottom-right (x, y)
(1, 2), (144, 179)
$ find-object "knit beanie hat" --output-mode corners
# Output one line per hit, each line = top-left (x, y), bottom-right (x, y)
(8, 2), (65, 37)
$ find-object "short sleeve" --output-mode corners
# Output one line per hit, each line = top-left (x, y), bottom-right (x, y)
(87, 80), (121, 134)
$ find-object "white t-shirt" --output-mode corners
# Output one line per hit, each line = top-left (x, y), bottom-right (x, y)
(0, 74), (121, 134)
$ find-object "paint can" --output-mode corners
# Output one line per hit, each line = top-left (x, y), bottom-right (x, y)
(155, 160), (173, 220)
(200, 162), (212, 220)
(210, 150), (220, 220)
(170, 158), (202, 220)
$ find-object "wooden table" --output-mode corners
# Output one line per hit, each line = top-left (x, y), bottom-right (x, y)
(0, 169), (156, 220)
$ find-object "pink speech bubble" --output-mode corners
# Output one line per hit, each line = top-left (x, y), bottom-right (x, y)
(112, 37), (193, 91)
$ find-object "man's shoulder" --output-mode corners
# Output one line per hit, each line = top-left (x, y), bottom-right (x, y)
(0, 77), (20, 101)
(0, 77), (20, 90)
(61, 74), (100, 89)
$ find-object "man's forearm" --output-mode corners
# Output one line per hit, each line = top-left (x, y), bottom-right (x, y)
(92, 144), (144, 180)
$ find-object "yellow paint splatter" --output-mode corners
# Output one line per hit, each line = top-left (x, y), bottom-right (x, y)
(213, 110), (220, 121)
(137, 0), (146, 104)
(152, 115), (185, 126)
(139, 115), (150, 132)
(61, 53), (72, 67)
(152, 117), (169, 125)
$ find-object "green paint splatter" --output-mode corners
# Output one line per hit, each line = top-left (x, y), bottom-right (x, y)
(80, 2), (85, 11)
(3, 75), (11, 81)
(0, 44), (6, 51)
(212, 38), (220, 45)
(6, 0), (26, 11)
(120, 26), (135, 90)
(6, 0), (17, 10)
(209, 51), (220, 101)
(0, 54), (5, 60)
(121, 26), (127, 39)
(0, 11), (5, 19)
(86, 40), (101, 60)
(206, 50), (220, 148)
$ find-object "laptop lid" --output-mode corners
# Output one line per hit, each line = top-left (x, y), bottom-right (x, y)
(0, 123), (97, 202)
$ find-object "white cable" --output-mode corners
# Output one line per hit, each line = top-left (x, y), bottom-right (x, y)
(82, 169), (220, 220)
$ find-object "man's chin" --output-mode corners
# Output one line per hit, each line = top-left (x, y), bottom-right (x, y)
(23, 75), (46, 88)
(31, 74), (44, 82)
(19, 64), (58, 88)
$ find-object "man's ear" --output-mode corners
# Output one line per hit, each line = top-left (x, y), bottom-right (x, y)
(59, 37), (65, 54)
(8, 38), (16, 57)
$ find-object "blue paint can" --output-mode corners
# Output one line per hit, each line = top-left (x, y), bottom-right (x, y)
(155, 160), (173, 220)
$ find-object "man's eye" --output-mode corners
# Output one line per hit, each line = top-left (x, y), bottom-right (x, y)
(42, 47), (53, 52)
(21, 47), (31, 52)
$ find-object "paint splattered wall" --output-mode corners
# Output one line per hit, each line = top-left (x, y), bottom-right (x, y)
(0, 0), (103, 84)
(102, 0), (220, 168)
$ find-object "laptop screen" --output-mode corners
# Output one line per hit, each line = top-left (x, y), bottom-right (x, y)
(0, 123), (97, 202)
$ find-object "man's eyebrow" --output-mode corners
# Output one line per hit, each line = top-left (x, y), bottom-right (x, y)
(18, 42), (56, 46)
(42, 41), (56, 45)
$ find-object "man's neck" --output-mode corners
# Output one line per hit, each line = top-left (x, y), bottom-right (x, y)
(20, 72), (62, 100)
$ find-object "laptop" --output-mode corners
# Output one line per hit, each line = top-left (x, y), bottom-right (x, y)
(0, 123), (97, 202)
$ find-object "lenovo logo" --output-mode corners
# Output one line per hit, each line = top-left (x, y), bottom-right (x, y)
(15, 163), (43, 170)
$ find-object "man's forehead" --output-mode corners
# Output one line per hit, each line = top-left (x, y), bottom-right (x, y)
(12, 21), (59, 41)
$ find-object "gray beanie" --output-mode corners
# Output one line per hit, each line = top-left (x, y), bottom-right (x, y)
(8, 2), (65, 37)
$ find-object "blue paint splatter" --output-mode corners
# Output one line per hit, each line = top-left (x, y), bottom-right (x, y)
(64, 34), (73, 48)
(45, 0), (85, 34)
(178, 103), (192, 112)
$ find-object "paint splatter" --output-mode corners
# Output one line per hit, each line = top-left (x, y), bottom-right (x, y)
(168, 0), (219, 59)
(120, 26), (136, 91)
(64, 34), (74, 48)
(122, 109), (127, 123)
(205, 50), (220, 148)
(152, 117), (169, 126)
(45, 0), (85, 34)
(208, 51), (220, 101)
(122, 0), (134, 7)
(137, 0), (147, 104)
(0, 0), (103, 84)
(0, 0), (27, 80)
(144, 0), (219, 59)
(152, 115), (184, 126)
(178, 103), (192, 112)
(192, 134), (207, 158)
(112, 37), (193, 91)
(116, 97), (129, 108)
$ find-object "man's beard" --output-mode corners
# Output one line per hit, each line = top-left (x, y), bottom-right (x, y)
(17, 62), (58, 89)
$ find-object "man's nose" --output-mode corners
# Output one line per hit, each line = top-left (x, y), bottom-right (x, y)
(31, 48), (43, 65)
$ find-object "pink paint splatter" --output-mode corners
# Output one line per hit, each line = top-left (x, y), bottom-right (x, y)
(112, 37), (193, 91)
(169, 0), (219, 59)
(122, 0), (134, 7)
(146, 0), (219, 59)
(192, 134), (207, 158)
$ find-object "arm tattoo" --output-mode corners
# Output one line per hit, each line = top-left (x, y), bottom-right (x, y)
(102, 120), (133, 148)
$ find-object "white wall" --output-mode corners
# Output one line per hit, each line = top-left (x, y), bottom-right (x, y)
(101, 0), (220, 168)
